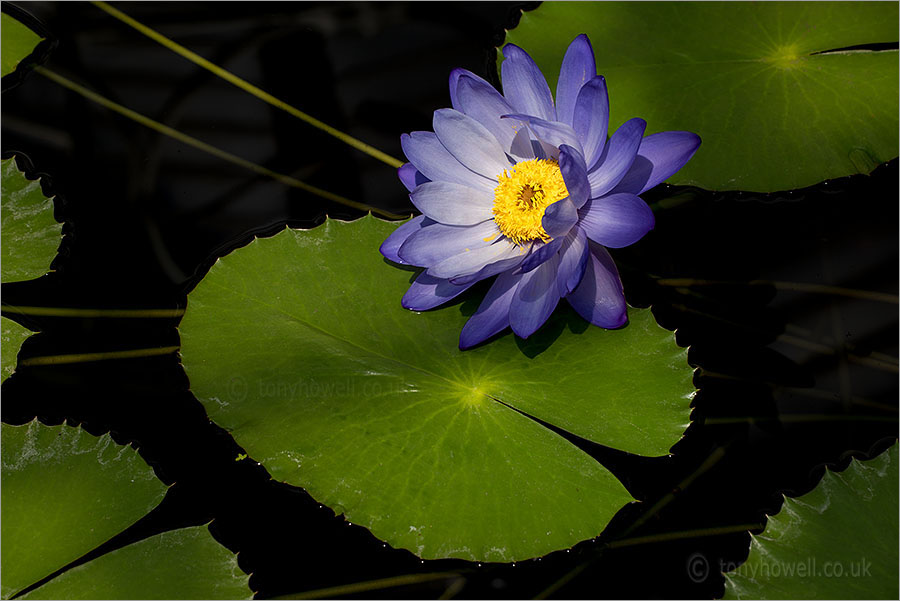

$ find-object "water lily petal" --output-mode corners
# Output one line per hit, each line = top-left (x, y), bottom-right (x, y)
(410, 181), (494, 226)
(556, 226), (589, 296)
(398, 220), (499, 267)
(501, 114), (583, 157)
(459, 271), (522, 349)
(559, 143), (590, 209)
(556, 34), (596, 127)
(573, 76), (609, 169)
(534, 139), (559, 162)
(398, 163), (430, 192)
(542, 197), (578, 239)
(402, 271), (475, 311)
(401, 131), (494, 191)
(613, 131), (702, 194)
(587, 117), (646, 198)
(579, 193), (655, 248)
(500, 43), (556, 121)
(566, 243), (627, 329)
(448, 68), (465, 111)
(455, 72), (518, 152)
(433, 109), (511, 180)
(449, 242), (531, 285)
(509, 127), (536, 161)
(520, 237), (564, 273)
(427, 239), (525, 280)
(509, 254), (561, 338)
(379, 215), (431, 264)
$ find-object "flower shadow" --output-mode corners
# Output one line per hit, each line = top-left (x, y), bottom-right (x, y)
(513, 304), (592, 359)
(384, 258), (614, 358)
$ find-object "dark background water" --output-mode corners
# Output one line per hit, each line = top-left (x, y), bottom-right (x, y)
(2, 2), (897, 599)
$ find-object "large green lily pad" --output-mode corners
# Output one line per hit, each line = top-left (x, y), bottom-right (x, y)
(21, 525), (252, 600)
(505, 2), (899, 192)
(724, 442), (898, 599)
(1, 157), (62, 283)
(1, 421), (166, 599)
(180, 216), (694, 562)
(1, 12), (43, 78)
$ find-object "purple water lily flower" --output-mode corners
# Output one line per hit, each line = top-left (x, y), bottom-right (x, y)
(381, 34), (700, 350)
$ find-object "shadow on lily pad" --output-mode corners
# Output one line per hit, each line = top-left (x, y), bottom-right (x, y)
(384, 257), (615, 357)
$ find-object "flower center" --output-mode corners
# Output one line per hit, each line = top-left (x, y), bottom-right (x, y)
(492, 159), (569, 245)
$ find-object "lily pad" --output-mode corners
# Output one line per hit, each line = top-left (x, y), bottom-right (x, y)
(1, 316), (31, 383)
(505, 2), (899, 192)
(180, 216), (694, 562)
(1, 157), (62, 283)
(1, 12), (43, 78)
(1, 421), (166, 599)
(723, 442), (899, 599)
(21, 525), (252, 600)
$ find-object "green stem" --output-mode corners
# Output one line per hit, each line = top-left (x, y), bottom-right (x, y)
(35, 67), (406, 220)
(2, 305), (184, 318)
(91, 1), (404, 169)
(20, 346), (179, 366)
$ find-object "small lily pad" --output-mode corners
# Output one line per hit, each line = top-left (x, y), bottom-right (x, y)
(1, 157), (62, 283)
(21, 525), (252, 600)
(1, 421), (166, 599)
(1, 316), (31, 383)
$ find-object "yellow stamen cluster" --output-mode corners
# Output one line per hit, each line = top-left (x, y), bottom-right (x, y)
(492, 159), (569, 245)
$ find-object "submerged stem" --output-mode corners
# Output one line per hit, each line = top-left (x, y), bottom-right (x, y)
(607, 523), (766, 549)
(655, 277), (899, 304)
(20, 346), (180, 366)
(35, 67), (405, 219)
(91, 1), (404, 169)
(273, 572), (463, 600)
(2, 305), (184, 318)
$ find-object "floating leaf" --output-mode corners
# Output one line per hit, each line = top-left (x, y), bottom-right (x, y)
(723, 442), (898, 599)
(21, 525), (252, 600)
(180, 216), (693, 561)
(1, 157), (62, 283)
(505, 2), (899, 192)
(0, 421), (166, 599)
(0, 13), (43, 78)
(1, 316), (30, 383)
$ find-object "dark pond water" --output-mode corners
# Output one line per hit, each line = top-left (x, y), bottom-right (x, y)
(2, 2), (897, 598)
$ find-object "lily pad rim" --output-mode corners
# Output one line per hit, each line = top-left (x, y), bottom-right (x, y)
(722, 435), (900, 571)
(2, 151), (59, 209)
(190, 518), (259, 596)
(2, 417), (174, 494)
(1, 3), (56, 88)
